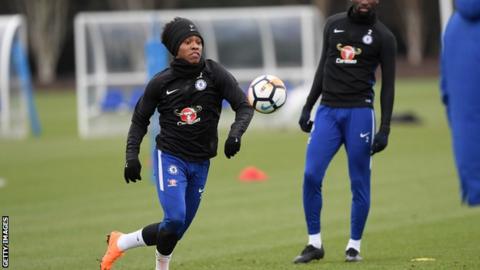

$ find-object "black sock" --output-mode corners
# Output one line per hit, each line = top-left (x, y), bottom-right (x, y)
(156, 228), (178, 255)
(141, 223), (160, 246)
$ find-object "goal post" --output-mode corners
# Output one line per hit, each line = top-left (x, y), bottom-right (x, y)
(439, 0), (454, 34)
(74, 6), (324, 138)
(0, 15), (40, 139)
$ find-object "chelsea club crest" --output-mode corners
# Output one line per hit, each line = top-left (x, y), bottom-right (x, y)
(195, 79), (207, 91)
(362, 29), (373, 45)
(363, 30), (373, 45)
(362, 34), (373, 45)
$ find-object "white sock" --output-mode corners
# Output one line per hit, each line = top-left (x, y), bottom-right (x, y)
(346, 239), (361, 252)
(117, 229), (146, 251)
(156, 250), (172, 270)
(308, 233), (322, 249)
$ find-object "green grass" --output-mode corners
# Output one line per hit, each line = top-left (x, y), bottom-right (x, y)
(1, 78), (479, 269)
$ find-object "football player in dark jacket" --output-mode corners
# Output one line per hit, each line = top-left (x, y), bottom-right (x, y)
(295, 0), (396, 263)
(100, 17), (253, 270)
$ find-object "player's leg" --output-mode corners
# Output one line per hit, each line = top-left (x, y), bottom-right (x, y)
(153, 151), (190, 270)
(101, 150), (187, 270)
(152, 159), (209, 270)
(177, 159), (210, 238)
(343, 107), (375, 261)
(294, 105), (343, 263)
(303, 106), (343, 238)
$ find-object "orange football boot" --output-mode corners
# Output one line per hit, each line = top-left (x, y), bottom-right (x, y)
(100, 231), (124, 270)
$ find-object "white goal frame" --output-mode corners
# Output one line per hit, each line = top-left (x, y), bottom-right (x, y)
(0, 15), (28, 138)
(439, 0), (454, 34)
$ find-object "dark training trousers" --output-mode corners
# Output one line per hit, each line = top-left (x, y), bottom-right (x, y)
(303, 105), (374, 240)
(153, 150), (210, 239)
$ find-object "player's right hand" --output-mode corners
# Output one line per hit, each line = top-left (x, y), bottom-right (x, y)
(124, 159), (142, 183)
(224, 136), (241, 159)
(299, 106), (313, 133)
(371, 130), (389, 156)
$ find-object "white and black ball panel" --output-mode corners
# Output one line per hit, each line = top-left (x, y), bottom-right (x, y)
(271, 87), (287, 108)
(253, 81), (274, 99)
(247, 74), (287, 114)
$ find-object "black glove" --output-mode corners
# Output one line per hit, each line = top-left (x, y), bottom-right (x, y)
(371, 130), (389, 156)
(299, 106), (313, 133)
(124, 158), (142, 183)
(224, 136), (241, 159)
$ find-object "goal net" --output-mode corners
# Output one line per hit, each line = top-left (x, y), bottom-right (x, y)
(74, 6), (324, 138)
(0, 15), (39, 139)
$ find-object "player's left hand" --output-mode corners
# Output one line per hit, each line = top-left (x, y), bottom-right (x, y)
(371, 130), (389, 155)
(299, 106), (313, 133)
(224, 136), (241, 159)
(124, 158), (142, 183)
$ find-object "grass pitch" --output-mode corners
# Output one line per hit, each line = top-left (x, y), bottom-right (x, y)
(0, 78), (479, 269)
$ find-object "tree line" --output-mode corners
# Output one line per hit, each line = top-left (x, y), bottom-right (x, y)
(1, 0), (440, 85)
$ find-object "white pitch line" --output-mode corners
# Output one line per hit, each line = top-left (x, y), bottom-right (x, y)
(0, 178), (6, 188)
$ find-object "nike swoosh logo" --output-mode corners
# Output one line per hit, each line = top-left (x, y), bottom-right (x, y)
(360, 132), (370, 138)
(166, 89), (180, 95)
(260, 103), (273, 111)
(199, 188), (204, 193)
(334, 29), (345, 33)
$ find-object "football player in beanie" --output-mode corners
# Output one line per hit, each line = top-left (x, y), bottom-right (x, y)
(100, 17), (253, 270)
(295, 0), (396, 263)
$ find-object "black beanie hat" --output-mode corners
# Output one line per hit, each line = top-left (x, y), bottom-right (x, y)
(161, 17), (204, 56)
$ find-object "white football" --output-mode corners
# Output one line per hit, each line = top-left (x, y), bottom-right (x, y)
(247, 75), (287, 114)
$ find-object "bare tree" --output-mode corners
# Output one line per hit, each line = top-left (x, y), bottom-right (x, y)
(313, 0), (331, 16)
(159, 0), (178, 9)
(329, 0), (350, 14)
(15, 0), (69, 84)
(107, 0), (155, 10)
(107, 0), (179, 10)
(402, 0), (423, 66)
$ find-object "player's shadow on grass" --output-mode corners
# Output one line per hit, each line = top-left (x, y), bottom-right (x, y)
(391, 111), (421, 125)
